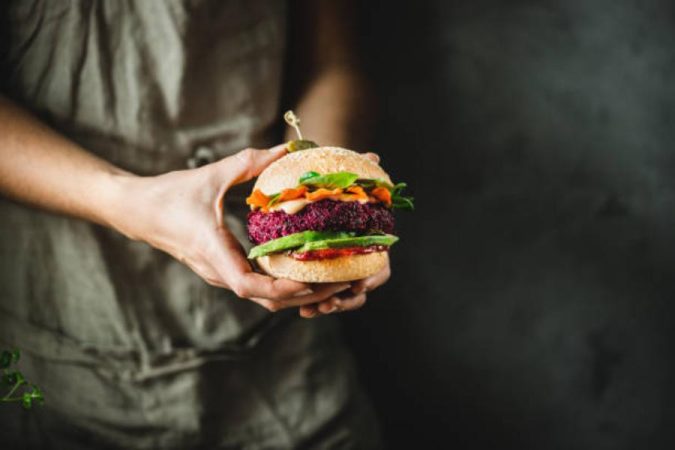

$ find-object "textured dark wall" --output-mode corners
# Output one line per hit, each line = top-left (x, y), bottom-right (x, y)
(344, 1), (675, 448)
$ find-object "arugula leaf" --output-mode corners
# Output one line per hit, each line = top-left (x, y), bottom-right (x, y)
(298, 172), (360, 190)
(392, 182), (407, 194)
(389, 182), (414, 210)
(392, 196), (415, 210)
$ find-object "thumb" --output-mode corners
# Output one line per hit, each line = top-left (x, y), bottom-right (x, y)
(225, 144), (288, 186)
(212, 144), (288, 227)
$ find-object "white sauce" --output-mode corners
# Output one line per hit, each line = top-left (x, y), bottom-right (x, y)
(270, 198), (311, 214)
(265, 196), (374, 215)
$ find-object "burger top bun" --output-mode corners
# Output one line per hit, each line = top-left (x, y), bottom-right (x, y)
(254, 146), (392, 194)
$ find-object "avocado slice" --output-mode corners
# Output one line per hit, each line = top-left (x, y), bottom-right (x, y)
(296, 234), (399, 252)
(248, 231), (399, 259)
(248, 231), (353, 259)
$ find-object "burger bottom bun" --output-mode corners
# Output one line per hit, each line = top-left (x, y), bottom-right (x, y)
(255, 251), (389, 283)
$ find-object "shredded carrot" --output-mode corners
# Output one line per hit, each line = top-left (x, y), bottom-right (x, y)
(371, 187), (392, 206)
(346, 186), (369, 201)
(305, 188), (343, 202)
(248, 184), (394, 212)
(277, 185), (308, 202)
(246, 189), (270, 210)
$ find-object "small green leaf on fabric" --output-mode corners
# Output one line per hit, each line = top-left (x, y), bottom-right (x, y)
(0, 351), (12, 369)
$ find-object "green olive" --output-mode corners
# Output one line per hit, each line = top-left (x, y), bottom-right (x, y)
(287, 140), (319, 152)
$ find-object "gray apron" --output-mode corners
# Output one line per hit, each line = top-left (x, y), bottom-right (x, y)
(0, 1), (380, 448)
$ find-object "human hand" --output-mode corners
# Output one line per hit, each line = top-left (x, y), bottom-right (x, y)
(298, 264), (391, 318)
(107, 144), (352, 312)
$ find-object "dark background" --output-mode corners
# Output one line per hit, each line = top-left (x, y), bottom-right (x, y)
(344, 1), (675, 449)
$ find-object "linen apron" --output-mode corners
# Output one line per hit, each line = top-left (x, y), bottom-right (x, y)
(0, 1), (380, 448)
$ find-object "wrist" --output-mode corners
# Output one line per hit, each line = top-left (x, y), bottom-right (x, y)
(95, 169), (143, 238)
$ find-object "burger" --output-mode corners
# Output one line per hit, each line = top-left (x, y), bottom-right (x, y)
(245, 145), (413, 282)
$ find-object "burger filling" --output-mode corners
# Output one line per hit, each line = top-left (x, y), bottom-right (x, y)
(247, 231), (399, 260)
(248, 200), (395, 245)
(246, 171), (413, 260)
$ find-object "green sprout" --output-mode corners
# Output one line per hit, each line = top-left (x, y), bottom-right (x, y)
(1, 349), (44, 409)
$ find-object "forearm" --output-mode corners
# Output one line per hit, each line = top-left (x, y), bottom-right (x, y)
(286, 66), (374, 149)
(284, 0), (374, 150)
(0, 96), (132, 227)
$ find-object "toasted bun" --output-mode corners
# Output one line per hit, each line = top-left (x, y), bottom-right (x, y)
(254, 146), (391, 194)
(255, 251), (388, 283)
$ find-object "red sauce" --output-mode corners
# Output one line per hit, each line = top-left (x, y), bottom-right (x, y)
(292, 245), (388, 261)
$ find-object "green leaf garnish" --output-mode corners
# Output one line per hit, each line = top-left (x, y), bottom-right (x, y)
(392, 196), (415, 211)
(390, 182), (414, 210)
(392, 182), (407, 193)
(298, 171), (360, 190)
(298, 171), (320, 184)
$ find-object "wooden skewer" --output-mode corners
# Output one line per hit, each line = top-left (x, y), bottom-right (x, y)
(284, 110), (303, 140)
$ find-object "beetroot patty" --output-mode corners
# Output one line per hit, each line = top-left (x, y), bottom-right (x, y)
(247, 200), (395, 244)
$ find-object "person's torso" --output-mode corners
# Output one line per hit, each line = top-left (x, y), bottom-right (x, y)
(0, 3), (381, 448)
(0, 0), (289, 360)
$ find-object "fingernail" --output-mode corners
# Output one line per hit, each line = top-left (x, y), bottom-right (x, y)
(293, 288), (314, 297)
(319, 301), (335, 314)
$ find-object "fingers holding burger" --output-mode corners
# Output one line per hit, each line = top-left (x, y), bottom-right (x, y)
(239, 111), (413, 315)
